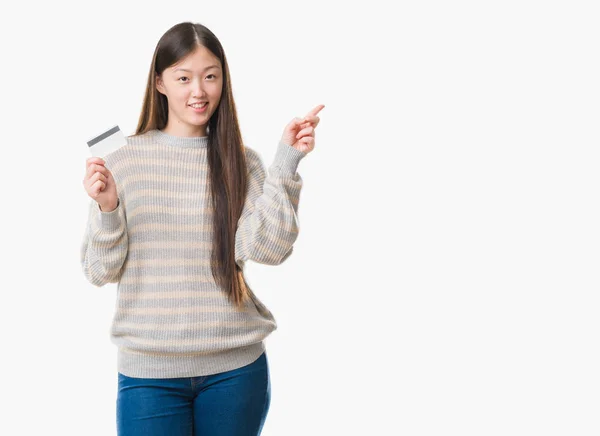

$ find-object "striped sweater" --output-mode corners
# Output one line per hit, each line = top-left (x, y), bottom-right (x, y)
(80, 129), (306, 378)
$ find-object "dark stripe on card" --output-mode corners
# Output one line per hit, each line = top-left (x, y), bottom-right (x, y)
(87, 125), (120, 147)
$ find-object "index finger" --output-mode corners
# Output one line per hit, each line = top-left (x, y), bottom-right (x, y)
(303, 114), (320, 125)
(87, 157), (105, 167)
(305, 104), (325, 118)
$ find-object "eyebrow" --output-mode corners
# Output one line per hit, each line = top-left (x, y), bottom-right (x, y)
(173, 65), (221, 73)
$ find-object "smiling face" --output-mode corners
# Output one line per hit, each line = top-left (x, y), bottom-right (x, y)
(156, 45), (223, 137)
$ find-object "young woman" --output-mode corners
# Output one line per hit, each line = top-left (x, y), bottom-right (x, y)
(80, 21), (323, 435)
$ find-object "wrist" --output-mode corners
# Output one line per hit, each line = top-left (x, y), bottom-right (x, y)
(98, 198), (119, 212)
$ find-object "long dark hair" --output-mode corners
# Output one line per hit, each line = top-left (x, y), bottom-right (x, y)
(133, 22), (252, 310)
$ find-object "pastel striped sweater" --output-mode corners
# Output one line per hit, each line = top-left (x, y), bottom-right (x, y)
(80, 129), (305, 378)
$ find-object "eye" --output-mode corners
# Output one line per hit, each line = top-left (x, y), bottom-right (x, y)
(178, 77), (189, 83)
(206, 74), (216, 80)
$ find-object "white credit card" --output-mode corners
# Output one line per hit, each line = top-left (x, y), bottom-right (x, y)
(87, 125), (128, 158)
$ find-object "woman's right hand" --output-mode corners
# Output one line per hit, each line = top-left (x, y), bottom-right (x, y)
(83, 157), (119, 212)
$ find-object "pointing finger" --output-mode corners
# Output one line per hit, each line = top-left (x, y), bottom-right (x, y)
(305, 104), (325, 118)
(302, 115), (320, 127)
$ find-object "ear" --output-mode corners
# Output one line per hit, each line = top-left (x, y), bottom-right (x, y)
(156, 74), (165, 95)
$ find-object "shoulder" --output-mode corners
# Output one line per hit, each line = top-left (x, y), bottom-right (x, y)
(124, 130), (155, 148)
(102, 130), (155, 166)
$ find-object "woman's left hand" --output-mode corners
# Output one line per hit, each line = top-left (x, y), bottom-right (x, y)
(280, 104), (325, 155)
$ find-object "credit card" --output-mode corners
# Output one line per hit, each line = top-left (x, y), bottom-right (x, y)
(87, 125), (128, 158)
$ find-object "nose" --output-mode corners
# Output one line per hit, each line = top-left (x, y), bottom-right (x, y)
(192, 79), (206, 98)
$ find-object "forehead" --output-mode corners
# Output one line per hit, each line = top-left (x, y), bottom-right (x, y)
(170, 46), (221, 73)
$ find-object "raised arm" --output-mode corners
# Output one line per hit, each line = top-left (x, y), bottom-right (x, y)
(234, 142), (306, 267)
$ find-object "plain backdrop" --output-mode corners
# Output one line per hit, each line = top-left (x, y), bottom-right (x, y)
(1, 0), (599, 435)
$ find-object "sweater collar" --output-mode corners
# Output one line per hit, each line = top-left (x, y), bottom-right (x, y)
(152, 129), (209, 148)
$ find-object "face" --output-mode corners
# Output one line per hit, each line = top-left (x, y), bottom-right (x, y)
(156, 45), (223, 137)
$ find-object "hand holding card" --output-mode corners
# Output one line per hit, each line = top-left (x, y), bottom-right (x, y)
(84, 125), (125, 211)
(83, 157), (119, 212)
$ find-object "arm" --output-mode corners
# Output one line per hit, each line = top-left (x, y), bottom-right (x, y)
(80, 197), (128, 286)
(235, 141), (307, 267)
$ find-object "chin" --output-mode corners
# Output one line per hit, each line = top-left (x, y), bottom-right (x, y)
(187, 120), (208, 130)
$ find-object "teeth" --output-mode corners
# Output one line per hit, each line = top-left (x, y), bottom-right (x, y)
(190, 103), (207, 108)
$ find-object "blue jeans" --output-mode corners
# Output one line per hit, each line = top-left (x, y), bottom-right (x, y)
(116, 351), (271, 435)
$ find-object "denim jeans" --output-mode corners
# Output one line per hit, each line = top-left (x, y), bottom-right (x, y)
(116, 351), (271, 436)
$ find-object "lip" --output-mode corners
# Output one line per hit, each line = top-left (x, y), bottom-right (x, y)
(189, 102), (208, 113)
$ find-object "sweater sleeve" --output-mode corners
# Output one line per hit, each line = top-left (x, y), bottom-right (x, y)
(234, 141), (307, 267)
(80, 197), (129, 286)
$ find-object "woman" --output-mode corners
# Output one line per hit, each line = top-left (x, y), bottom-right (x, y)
(80, 21), (323, 435)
